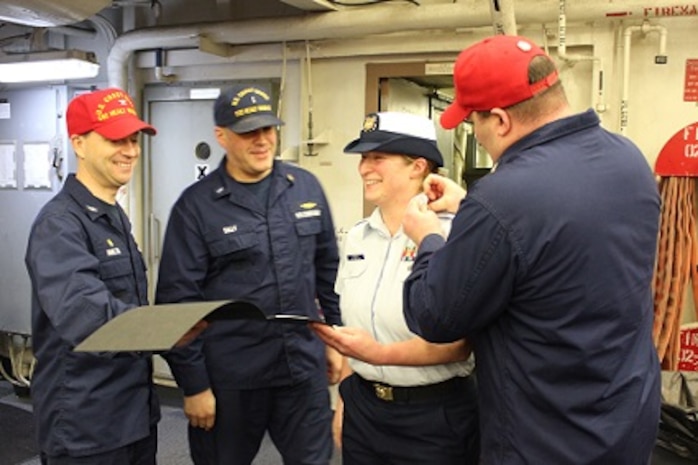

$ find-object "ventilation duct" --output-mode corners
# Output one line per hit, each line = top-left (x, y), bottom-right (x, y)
(0, 0), (110, 27)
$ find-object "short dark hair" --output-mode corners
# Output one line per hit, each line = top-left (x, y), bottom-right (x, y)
(507, 56), (566, 122)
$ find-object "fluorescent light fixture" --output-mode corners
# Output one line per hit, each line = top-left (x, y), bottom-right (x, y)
(0, 49), (100, 83)
(190, 88), (221, 100)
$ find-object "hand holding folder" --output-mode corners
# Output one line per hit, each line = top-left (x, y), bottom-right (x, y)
(74, 300), (328, 352)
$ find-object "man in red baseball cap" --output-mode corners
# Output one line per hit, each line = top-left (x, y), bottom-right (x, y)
(402, 35), (661, 464)
(66, 87), (156, 201)
(440, 34), (560, 130)
(26, 87), (163, 464)
(67, 87), (156, 140)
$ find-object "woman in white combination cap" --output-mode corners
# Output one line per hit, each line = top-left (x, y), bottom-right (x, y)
(312, 112), (479, 465)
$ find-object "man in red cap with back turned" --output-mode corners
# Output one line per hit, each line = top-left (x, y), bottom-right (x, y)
(401, 35), (661, 464)
(25, 88), (162, 465)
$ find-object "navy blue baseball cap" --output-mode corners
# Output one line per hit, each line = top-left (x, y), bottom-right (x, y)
(343, 112), (444, 167)
(214, 84), (285, 133)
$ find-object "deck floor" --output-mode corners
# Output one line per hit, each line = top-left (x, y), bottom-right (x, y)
(0, 379), (693, 465)
(0, 380), (341, 465)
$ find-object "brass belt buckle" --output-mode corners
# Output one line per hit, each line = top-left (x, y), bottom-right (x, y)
(373, 383), (394, 401)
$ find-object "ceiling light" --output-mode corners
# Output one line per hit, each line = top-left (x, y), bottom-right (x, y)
(0, 49), (100, 83)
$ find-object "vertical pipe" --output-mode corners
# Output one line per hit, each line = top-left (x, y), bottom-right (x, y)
(621, 21), (668, 136)
(489, 0), (517, 36)
(621, 25), (638, 136)
(558, 0), (567, 58)
(558, 0), (597, 63)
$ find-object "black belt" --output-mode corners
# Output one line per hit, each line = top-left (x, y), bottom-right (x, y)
(355, 374), (470, 403)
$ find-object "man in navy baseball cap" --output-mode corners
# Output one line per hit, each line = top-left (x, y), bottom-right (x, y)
(214, 84), (284, 133)
(157, 80), (340, 465)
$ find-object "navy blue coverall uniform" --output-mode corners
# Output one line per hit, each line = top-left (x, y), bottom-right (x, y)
(156, 159), (340, 465)
(25, 174), (160, 463)
(404, 110), (662, 464)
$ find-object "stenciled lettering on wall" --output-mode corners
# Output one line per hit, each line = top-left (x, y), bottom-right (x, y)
(685, 59), (698, 102)
(643, 5), (698, 17)
(195, 163), (209, 181)
(655, 122), (698, 177)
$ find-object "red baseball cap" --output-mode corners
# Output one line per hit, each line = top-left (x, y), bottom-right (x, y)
(441, 35), (559, 129)
(67, 88), (157, 139)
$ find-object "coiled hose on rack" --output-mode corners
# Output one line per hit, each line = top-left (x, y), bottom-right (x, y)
(652, 177), (698, 369)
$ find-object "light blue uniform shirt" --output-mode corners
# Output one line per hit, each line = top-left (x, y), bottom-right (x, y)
(336, 207), (473, 386)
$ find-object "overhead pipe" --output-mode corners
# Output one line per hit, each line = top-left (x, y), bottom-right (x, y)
(0, 0), (110, 27)
(107, 0), (694, 90)
(620, 20), (668, 136)
(90, 13), (118, 47)
(154, 48), (176, 83)
(50, 26), (97, 39)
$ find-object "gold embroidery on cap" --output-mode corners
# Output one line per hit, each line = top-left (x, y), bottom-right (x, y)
(362, 114), (378, 132)
(94, 91), (136, 121)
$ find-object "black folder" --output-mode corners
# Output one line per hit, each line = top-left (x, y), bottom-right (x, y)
(74, 300), (327, 352)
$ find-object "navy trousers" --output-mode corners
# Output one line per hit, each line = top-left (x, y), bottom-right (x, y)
(41, 427), (157, 465)
(189, 374), (333, 465)
(340, 373), (479, 465)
